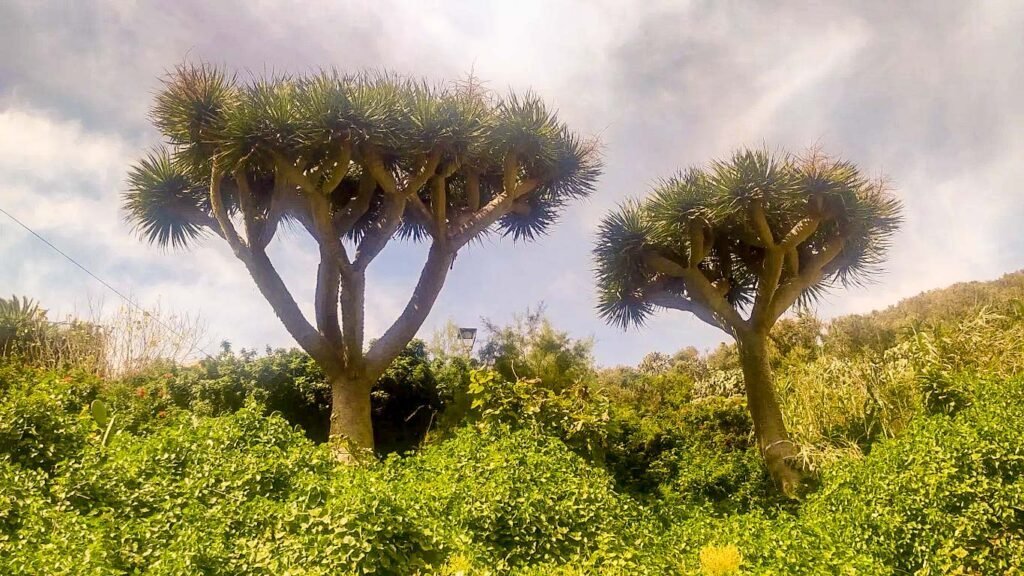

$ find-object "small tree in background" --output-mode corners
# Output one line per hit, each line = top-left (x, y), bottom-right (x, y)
(124, 64), (600, 459)
(593, 148), (901, 492)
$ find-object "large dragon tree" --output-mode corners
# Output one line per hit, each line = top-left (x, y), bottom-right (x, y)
(594, 148), (901, 491)
(124, 65), (599, 459)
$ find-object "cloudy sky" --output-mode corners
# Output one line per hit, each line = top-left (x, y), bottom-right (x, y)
(2, 0), (1023, 366)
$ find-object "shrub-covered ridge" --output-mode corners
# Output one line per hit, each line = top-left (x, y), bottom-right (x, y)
(1, 360), (1023, 574)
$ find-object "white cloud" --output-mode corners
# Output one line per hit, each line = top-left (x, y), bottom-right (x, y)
(2, 0), (1024, 366)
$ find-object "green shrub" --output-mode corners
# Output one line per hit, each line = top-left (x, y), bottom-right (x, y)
(460, 369), (610, 460)
(393, 426), (649, 571)
(0, 367), (99, 471)
(604, 393), (772, 513)
(3, 401), (445, 575)
(803, 376), (1024, 575)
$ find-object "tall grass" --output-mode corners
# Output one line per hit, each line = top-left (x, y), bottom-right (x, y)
(774, 304), (1024, 470)
(0, 295), (208, 377)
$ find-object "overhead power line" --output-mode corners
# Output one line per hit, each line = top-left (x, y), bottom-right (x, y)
(0, 204), (217, 361)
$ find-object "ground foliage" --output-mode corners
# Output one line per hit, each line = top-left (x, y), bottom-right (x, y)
(2, 272), (1024, 574)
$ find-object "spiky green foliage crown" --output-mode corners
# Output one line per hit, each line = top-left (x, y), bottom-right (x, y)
(594, 148), (903, 329)
(124, 64), (600, 248)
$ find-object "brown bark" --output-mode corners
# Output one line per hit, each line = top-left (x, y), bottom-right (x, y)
(328, 371), (375, 462)
(736, 333), (803, 495)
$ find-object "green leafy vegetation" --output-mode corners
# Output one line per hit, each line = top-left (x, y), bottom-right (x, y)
(2, 273), (1024, 573)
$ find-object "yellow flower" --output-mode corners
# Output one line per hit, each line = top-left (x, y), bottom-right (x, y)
(698, 544), (743, 576)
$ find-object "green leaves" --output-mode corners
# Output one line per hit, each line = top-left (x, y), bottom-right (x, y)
(594, 200), (656, 329)
(152, 63), (234, 173)
(593, 147), (903, 329)
(126, 64), (600, 249)
(123, 149), (213, 249)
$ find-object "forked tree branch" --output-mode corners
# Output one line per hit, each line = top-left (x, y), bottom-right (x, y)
(643, 252), (747, 333)
(334, 171), (377, 234)
(750, 200), (775, 247)
(209, 166), (248, 259)
(365, 241), (455, 377)
(212, 163), (340, 372)
(353, 192), (406, 271)
(244, 247), (343, 374)
(768, 235), (846, 323)
(270, 152), (317, 194)
(362, 147), (441, 230)
(449, 153), (540, 248)
(318, 142), (353, 196)
(646, 289), (730, 335)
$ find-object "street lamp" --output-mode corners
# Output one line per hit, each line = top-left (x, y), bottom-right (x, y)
(457, 327), (477, 357)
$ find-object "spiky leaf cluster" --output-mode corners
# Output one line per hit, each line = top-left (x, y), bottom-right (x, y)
(124, 64), (600, 250)
(595, 148), (903, 329)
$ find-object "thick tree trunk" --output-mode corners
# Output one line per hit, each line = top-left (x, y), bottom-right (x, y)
(736, 333), (803, 495)
(328, 372), (375, 462)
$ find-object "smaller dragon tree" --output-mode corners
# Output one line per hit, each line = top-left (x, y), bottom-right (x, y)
(593, 148), (901, 492)
(123, 64), (599, 460)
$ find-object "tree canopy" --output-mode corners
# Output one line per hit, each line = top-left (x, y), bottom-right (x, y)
(594, 148), (902, 335)
(125, 65), (599, 252)
(122, 64), (601, 455)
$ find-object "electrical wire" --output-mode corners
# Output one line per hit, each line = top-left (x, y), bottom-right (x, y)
(0, 205), (217, 361)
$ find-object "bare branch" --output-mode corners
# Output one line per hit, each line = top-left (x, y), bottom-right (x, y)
(646, 289), (731, 335)
(339, 270), (366, 369)
(750, 200), (775, 247)
(688, 220), (706, 268)
(209, 164), (248, 259)
(244, 248), (342, 374)
(365, 242), (455, 377)
(502, 151), (519, 196)
(270, 151), (317, 194)
(307, 188), (348, 348)
(750, 248), (784, 332)
(644, 252), (688, 276)
(362, 146), (439, 237)
(353, 193), (406, 270)
(405, 194), (434, 232)
(784, 248), (800, 276)
(315, 258), (342, 349)
(769, 236), (845, 324)
(678, 268), (748, 334)
(334, 170), (377, 234)
(319, 142), (353, 195)
(780, 216), (820, 249)
(363, 146), (441, 198)
(213, 160), (340, 372)
(449, 175), (541, 249)
(431, 175), (447, 240)
(466, 171), (481, 211)
(643, 252), (746, 333)
(233, 169), (264, 245)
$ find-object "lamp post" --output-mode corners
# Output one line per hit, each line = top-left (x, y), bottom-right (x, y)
(457, 327), (477, 358)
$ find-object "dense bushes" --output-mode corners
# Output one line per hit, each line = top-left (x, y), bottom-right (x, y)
(0, 368), (652, 575)
(804, 376), (1024, 575)
(130, 341), (443, 453)
(3, 276), (1024, 574)
(1, 356), (1024, 574)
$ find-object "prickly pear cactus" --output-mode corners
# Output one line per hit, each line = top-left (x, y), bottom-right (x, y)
(90, 399), (110, 429)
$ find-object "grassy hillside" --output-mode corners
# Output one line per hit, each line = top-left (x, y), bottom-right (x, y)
(1, 272), (1023, 575)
